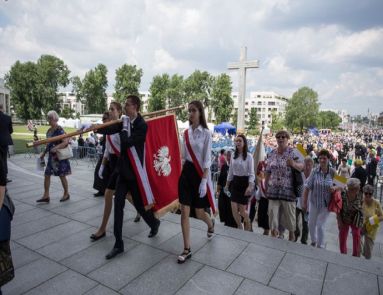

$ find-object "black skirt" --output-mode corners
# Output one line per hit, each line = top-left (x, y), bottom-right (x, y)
(106, 154), (119, 190)
(178, 161), (210, 209)
(230, 175), (249, 205)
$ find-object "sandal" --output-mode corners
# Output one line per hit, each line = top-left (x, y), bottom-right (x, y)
(177, 248), (192, 264)
(207, 219), (215, 238)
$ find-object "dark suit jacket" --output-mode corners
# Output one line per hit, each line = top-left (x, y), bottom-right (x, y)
(351, 166), (367, 188)
(0, 111), (13, 146)
(99, 114), (147, 180)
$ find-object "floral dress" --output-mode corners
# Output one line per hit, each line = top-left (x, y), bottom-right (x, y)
(44, 126), (71, 177)
(265, 147), (296, 201)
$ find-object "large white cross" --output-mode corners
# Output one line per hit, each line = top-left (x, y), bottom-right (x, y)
(228, 47), (259, 133)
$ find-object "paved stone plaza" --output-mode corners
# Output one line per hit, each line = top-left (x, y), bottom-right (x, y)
(2, 154), (383, 294)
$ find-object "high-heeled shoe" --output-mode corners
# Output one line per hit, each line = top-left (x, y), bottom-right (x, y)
(177, 248), (192, 264)
(36, 197), (50, 203)
(60, 194), (70, 202)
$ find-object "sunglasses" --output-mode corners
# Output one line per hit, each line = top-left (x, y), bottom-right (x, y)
(276, 136), (286, 139)
(364, 192), (373, 196)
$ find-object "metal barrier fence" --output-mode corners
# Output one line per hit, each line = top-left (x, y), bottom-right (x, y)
(23, 146), (102, 168)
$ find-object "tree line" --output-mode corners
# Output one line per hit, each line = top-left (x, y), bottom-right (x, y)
(4, 54), (234, 124)
(4, 54), (341, 131)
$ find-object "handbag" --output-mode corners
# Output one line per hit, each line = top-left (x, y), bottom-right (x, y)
(56, 145), (73, 161)
(328, 190), (342, 214)
(291, 167), (303, 198)
(0, 241), (14, 287)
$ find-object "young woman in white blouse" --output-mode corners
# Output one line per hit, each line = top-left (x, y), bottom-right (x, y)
(177, 100), (215, 263)
(90, 102), (122, 241)
(225, 134), (255, 230)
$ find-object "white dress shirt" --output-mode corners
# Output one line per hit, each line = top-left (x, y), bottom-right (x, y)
(104, 133), (120, 159)
(182, 125), (212, 170)
(227, 152), (255, 183)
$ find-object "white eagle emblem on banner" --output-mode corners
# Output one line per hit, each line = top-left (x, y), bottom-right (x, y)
(153, 146), (171, 176)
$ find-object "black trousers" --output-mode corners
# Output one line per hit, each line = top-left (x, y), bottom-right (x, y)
(0, 146), (8, 176)
(113, 176), (158, 249)
(367, 174), (376, 186)
(295, 207), (308, 244)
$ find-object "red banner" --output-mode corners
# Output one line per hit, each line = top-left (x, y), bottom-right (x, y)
(145, 114), (181, 212)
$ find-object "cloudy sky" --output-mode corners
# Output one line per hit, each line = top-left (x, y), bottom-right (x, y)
(1, 0), (382, 115)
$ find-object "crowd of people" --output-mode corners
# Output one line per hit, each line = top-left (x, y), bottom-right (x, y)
(1, 96), (383, 292)
(216, 127), (383, 260)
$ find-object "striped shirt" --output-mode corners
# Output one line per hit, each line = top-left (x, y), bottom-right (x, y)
(305, 167), (335, 209)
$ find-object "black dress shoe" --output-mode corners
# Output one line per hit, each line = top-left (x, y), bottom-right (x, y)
(90, 232), (106, 241)
(93, 191), (104, 197)
(134, 215), (141, 223)
(6, 178), (12, 183)
(148, 220), (160, 238)
(60, 195), (70, 202)
(105, 247), (124, 260)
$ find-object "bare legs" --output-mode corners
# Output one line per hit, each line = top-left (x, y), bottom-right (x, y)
(94, 189), (115, 236)
(59, 176), (69, 198)
(231, 202), (251, 230)
(180, 205), (191, 249)
(42, 175), (51, 199)
(180, 205), (214, 250)
(93, 191), (140, 238)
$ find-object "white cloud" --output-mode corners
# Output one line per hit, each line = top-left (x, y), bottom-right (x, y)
(0, 0), (382, 115)
(318, 28), (383, 64)
(153, 49), (180, 71)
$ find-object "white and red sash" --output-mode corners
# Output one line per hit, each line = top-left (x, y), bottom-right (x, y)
(184, 129), (216, 214)
(124, 121), (155, 207)
(127, 145), (155, 206)
(106, 134), (120, 156)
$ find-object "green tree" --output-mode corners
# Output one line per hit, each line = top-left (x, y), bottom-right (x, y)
(36, 55), (70, 114)
(232, 109), (238, 127)
(5, 55), (70, 120)
(167, 74), (186, 120)
(114, 64), (143, 102)
(285, 87), (320, 133)
(184, 70), (213, 119)
(71, 64), (108, 114)
(317, 111), (341, 129)
(71, 76), (83, 104)
(60, 106), (75, 119)
(211, 74), (233, 124)
(270, 111), (285, 132)
(247, 108), (259, 135)
(148, 74), (169, 112)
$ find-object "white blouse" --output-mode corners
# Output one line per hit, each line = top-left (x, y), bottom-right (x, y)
(227, 152), (255, 183)
(104, 133), (120, 159)
(182, 125), (212, 170)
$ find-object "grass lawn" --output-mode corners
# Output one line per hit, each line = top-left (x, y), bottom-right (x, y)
(13, 124), (77, 134)
(12, 124), (79, 154)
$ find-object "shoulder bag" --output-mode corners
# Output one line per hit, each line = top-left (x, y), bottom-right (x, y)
(56, 145), (73, 161)
(291, 167), (303, 198)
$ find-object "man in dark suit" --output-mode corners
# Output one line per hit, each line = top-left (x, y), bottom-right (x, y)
(101, 95), (160, 260)
(0, 104), (13, 183)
